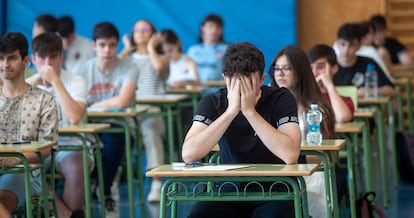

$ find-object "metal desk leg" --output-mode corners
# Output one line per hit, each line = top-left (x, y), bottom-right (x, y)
(375, 105), (389, 207)
(361, 118), (374, 193)
(405, 82), (414, 132)
(388, 100), (398, 188)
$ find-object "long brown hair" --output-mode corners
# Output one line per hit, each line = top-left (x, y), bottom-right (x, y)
(269, 45), (336, 139)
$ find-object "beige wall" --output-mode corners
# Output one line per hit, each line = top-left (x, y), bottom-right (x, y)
(297, 0), (386, 51)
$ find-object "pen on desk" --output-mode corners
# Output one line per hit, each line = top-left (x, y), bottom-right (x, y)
(11, 141), (30, 145)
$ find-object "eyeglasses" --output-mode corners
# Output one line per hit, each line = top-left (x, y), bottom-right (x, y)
(272, 66), (292, 74)
(133, 25), (151, 33)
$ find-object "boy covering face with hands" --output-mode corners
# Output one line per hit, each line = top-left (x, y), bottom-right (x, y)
(182, 42), (300, 218)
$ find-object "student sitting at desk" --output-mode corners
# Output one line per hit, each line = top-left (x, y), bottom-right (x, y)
(158, 29), (200, 89)
(182, 42), (300, 218)
(307, 44), (355, 122)
(27, 32), (88, 218)
(333, 22), (395, 97)
(76, 22), (138, 213)
(0, 32), (58, 217)
(270, 45), (346, 218)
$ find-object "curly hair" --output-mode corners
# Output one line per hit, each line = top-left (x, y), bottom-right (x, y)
(222, 42), (264, 77)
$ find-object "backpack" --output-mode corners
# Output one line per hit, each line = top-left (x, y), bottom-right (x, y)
(356, 192), (387, 218)
(396, 131), (414, 182)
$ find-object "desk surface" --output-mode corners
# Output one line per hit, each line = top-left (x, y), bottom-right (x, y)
(335, 121), (365, 133)
(212, 139), (346, 152)
(87, 107), (147, 117)
(354, 107), (377, 118)
(0, 141), (56, 152)
(146, 164), (319, 177)
(394, 77), (410, 85)
(136, 94), (189, 104)
(301, 139), (346, 150)
(59, 123), (111, 133)
(166, 87), (203, 94)
(201, 80), (226, 87)
(358, 96), (391, 104)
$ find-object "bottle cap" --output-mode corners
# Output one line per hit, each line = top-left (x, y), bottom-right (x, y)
(310, 104), (318, 109)
(366, 63), (375, 72)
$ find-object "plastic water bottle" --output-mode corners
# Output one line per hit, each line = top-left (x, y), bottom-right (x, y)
(364, 63), (378, 98)
(306, 104), (323, 145)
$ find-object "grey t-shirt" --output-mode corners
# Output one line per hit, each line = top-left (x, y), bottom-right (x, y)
(77, 57), (139, 107)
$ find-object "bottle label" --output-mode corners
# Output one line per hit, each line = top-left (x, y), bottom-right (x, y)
(308, 124), (320, 132)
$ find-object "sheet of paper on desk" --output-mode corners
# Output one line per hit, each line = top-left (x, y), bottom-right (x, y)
(185, 165), (250, 171)
(87, 107), (107, 112)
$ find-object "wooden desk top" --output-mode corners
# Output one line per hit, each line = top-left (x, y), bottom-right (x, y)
(301, 139), (346, 150)
(335, 121), (365, 133)
(59, 123), (111, 133)
(394, 77), (410, 85)
(146, 163), (319, 177)
(211, 139), (346, 152)
(166, 86), (204, 94)
(136, 94), (189, 104)
(201, 80), (226, 87)
(87, 107), (147, 117)
(0, 141), (56, 152)
(354, 107), (377, 118)
(358, 96), (390, 104)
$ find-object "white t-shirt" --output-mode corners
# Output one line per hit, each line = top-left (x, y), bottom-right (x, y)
(166, 55), (197, 87)
(63, 34), (94, 74)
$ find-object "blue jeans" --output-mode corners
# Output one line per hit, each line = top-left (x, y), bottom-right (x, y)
(99, 131), (126, 196)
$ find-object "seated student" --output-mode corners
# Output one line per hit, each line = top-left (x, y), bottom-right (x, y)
(0, 32), (58, 217)
(118, 19), (166, 202)
(57, 15), (95, 73)
(182, 42), (300, 218)
(269, 45), (346, 218)
(370, 14), (414, 72)
(27, 32), (89, 218)
(307, 44), (355, 122)
(357, 21), (394, 81)
(76, 22), (138, 212)
(158, 29), (200, 88)
(187, 14), (228, 94)
(333, 22), (395, 97)
(32, 14), (58, 38)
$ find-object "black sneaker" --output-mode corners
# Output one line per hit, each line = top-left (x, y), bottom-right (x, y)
(105, 197), (116, 212)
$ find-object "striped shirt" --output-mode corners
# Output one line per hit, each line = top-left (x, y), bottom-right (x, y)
(130, 53), (165, 96)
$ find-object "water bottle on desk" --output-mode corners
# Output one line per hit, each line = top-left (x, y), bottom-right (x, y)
(364, 63), (378, 98)
(306, 104), (322, 145)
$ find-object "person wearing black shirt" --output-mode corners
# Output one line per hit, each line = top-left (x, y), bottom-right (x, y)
(370, 14), (414, 71)
(182, 42), (301, 218)
(334, 22), (395, 97)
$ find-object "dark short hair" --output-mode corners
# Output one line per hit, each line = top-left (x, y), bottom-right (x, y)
(32, 32), (62, 57)
(359, 21), (373, 38)
(370, 14), (386, 31)
(0, 32), (28, 58)
(92, 22), (119, 42)
(35, 14), (58, 33)
(337, 22), (362, 42)
(222, 42), (264, 77)
(307, 44), (338, 66)
(198, 13), (224, 43)
(160, 29), (182, 52)
(58, 15), (75, 38)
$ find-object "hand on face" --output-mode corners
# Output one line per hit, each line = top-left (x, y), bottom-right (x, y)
(225, 73), (261, 116)
(38, 65), (58, 87)
(315, 64), (334, 91)
(147, 33), (162, 51)
(225, 75), (241, 115)
(240, 74), (260, 115)
(122, 34), (134, 50)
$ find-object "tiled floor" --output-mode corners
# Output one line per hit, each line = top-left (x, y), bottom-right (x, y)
(86, 150), (414, 218)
